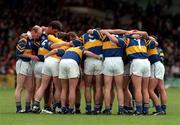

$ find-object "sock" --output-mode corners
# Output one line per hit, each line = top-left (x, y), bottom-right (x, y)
(16, 102), (22, 112)
(136, 102), (142, 113)
(25, 102), (31, 111)
(155, 105), (162, 112)
(68, 107), (74, 113)
(110, 104), (113, 111)
(75, 103), (80, 110)
(33, 100), (40, 107)
(86, 102), (91, 112)
(118, 105), (124, 112)
(61, 106), (67, 113)
(161, 105), (166, 112)
(143, 103), (149, 114)
(99, 104), (103, 112)
(128, 106), (133, 111)
(55, 102), (61, 108)
(124, 106), (128, 110)
(94, 104), (100, 112)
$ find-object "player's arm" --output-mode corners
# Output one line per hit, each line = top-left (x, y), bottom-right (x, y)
(102, 29), (129, 35)
(48, 34), (64, 43)
(50, 42), (71, 49)
(100, 30), (119, 43)
(16, 39), (39, 61)
(148, 36), (159, 46)
(84, 50), (103, 61)
(44, 49), (58, 58)
(132, 30), (148, 39)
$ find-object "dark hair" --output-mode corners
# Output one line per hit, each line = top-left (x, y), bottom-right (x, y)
(48, 20), (63, 31)
(56, 32), (68, 41)
(67, 32), (77, 40)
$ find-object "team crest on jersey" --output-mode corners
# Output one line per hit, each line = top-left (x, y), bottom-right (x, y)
(41, 39), (48, 47)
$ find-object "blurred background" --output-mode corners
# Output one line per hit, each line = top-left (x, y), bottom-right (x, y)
(0, 0), (180, 88)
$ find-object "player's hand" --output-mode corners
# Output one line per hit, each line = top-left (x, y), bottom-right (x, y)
(100, 30), (108, 35)
(44, 55), (48, 59)
(69, 40), (74, 47)
(31, 55), (39, 61)
(87, 29), (93, 34)
(98, 55), (105, 61)
(125, 31), (133, 35)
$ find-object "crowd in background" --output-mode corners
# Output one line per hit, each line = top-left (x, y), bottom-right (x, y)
(0, 0), (180, 78)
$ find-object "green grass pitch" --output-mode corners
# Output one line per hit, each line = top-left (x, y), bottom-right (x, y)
(0, 88), (180, 125)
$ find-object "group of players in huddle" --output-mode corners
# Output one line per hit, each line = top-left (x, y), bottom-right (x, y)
(15, 20), (167, 115)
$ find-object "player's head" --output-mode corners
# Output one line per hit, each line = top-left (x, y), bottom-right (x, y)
(48, 20), (63, 35)
(31, 25), (42, 40)
(67, 32), (78, 41)
(56, 32), (68, 41)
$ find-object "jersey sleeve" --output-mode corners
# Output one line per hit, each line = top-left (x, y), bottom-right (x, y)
(115, 36), (126, 47)
(56, 49), (65, 57)
(72, 39), (83, 47)
(146, 40), (156, 49)
(92, 30), (103, 40)
(48, 35), (64, 43)
(16, 39), (27, 55)
(80, 34), (85, 44)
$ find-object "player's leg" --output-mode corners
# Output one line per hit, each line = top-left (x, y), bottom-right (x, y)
(75, 78), (81, 114)
(84, 74), (93, 114)
(32, 74), (51, 113)
(103, 75), (113, 114)
(149, 78), (160, 114)
(53, 77), (61, 113)
(24, 75), (34, 112)
(114, 75), (124, 114)
(93, 74), (103, 114)
(142, 77), (150, 114)
(123, 75), (133, 113)
(158, 80), (167, 114)
(68, 78), (79, 113)
(15, 73), (26, 112)
(131, 75), (142, 114)
(156, 62), (167, 114)
(60, 79), (68, 113)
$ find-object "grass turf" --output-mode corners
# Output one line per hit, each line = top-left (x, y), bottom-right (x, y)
(0, 88), (180, 125)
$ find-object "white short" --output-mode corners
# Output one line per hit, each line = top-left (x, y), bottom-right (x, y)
(16, 60), (32, 75)
(84, 57), (103, 75)
(31, 61), (36, 72)
(130, 58), (150, 77)
(59, 59), (80, 79)
(151, 61), (165, 80)
(124, 63), (130, 76)
(42, 57), (60, 77)
(34, 62), (44, 78)
(103, 57), (124, 76)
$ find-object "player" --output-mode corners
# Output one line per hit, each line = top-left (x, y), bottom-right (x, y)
(81, 29), (103, 114)
(32, 21), (68, 113)
(100, 30), (126, 115)
(148, 36), (167, 115)
(15, 25), (41, 113)
(124, 31), (155, 115)
(58, 43), (103, 114)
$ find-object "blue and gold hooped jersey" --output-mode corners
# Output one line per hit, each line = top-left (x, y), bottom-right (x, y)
(38, 38), (52, 61)
(62, 46), (84, 65)
(71, 39), (83, 47)
(124, 35), (156, 61)
(148, 47), (160, 64)
(16, 37), (33, 62)
(38, 34), (65, 60)
(82, 30), (103, 55)
(102, 34), (125, 57)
